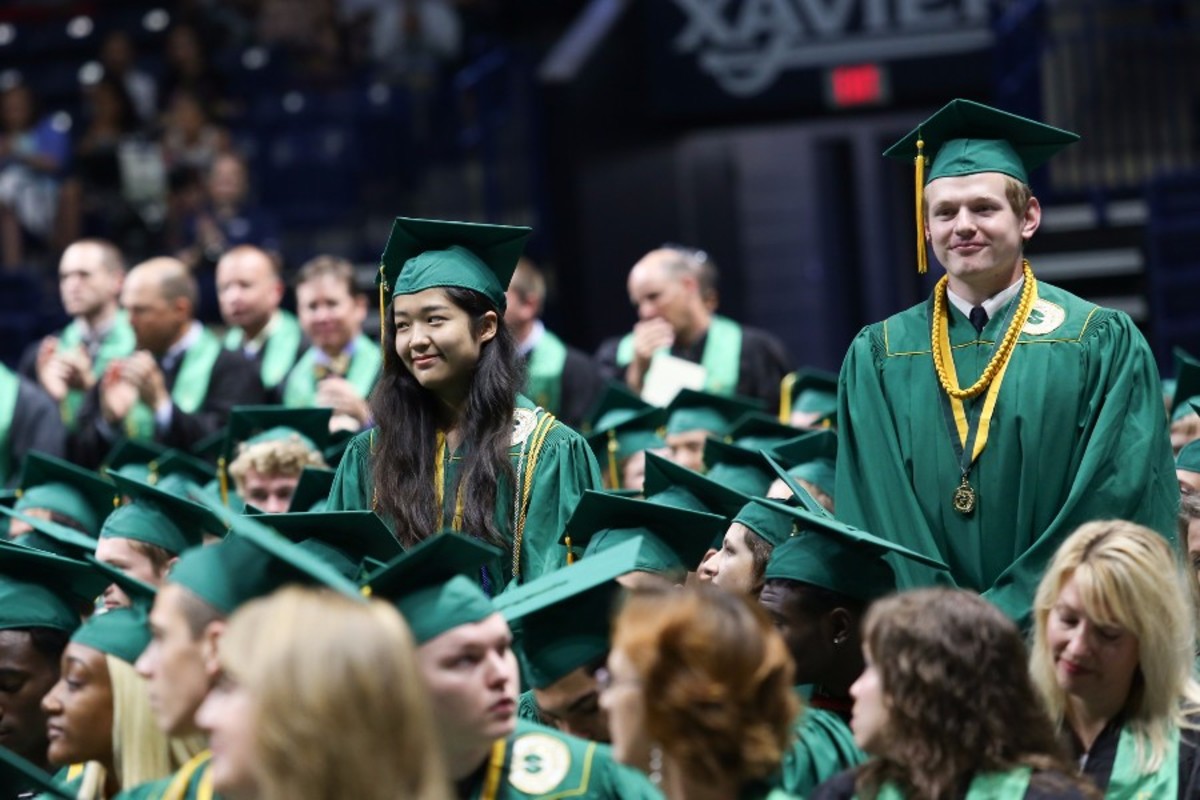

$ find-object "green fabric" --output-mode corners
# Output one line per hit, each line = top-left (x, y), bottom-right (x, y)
(1179, 440), (1200, 474)
(517, 689), (544, 723)
(771, 431), (838, 500)
(664, 388), (763, 437)
(642, 451), (748, 519)
(0, 364), (18, 484)
(57, 311), (136, 429)
(327, 395), (601, 589)
(777, 704), (865, 797)
(70, 605), (150, 665)
(224, 309), (303, 389)
(1107, 721), (1179, 799)
(525, 329), (568, 415)
(864, 767), (1032, 799)
(727, 412), (802, 451)
(282, 334), (382, 409)
(462, 719), (663, 799)
(0, 539), (108, 628)
(106, 471), (224, 553)
(836, 281), (1179, 622)
(16, 452), (118, 536)
(222, 405), (331, 463)
(114, 752), (211, 800)
(124, 327), (223, 440)
(0, 745), (74, 799)
(882, 98), (1079, 185)
(732, 500), (794, 548)
(3, 506), (99, 559)
(261, 510), (401, 571)
(1172, 349), (1200, 420)
(585, 382), (653, 433)
(617, 314), (744, 396)
(398, 574), (495, 645)
(703, 438), (775, 496)
(787, 369), (839, 414)
(287, 466), (335, 512)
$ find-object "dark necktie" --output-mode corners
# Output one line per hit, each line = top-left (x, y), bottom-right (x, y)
(969, 305), (989, 334)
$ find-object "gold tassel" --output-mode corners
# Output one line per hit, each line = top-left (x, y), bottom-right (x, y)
(915, 137), (928, 274)
(147, 459), (160, 486)
(378, 264), (388, 365)
(217, 456), (229, 507)
(565, 535), (575, 565)
(606, 432), (620, 489)
(778, 372), (796, 423)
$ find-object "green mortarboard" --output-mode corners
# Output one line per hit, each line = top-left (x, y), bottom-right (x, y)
(757, 497), (949, 601)
(731, 500), (796, 549)
(664, 389), (763, 437)
(167, 511), (362, 617)
(585, 406), (666, 487)
(495, 537), (644, 689)
(759, 452), (834, 518)
(85, 554), (158, 608)
(379, 217), (532, 313)
(562, 490), (726, 576)
(584, 382), (655, 434)
(15, 453), (118, 536)
(70, 605), (151, 665)
(1178, 438), (1200, 475)
(0, 745), (74, 799)
(0, 539), (108, 627)
(323, 430), (355, 468)
(101, 439), (168, 483)
(770, 430), (838, 500)
(287, 467), (337, 513)
(0, 506), (99, 559)
(260, 510), (402, 575)
(1171, 349), (1200, 421)
(155, 450), (218, 486)
(782, 369), (839, 419)
(191, 428), (226, 462)
(727, 412), (803, 451)
(702, 438), (775, 496)
(223, 406), (332, 465)
(104, 472), (224, 555)
(642, 451), (748, 519)
(364, 532), (503, 645)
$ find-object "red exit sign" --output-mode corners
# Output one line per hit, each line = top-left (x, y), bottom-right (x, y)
(826, 63), (889, 108)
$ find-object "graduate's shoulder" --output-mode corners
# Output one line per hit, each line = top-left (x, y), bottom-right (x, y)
(1017, 279), (1122, 344)
(506, 719), (659, 798)
(514, 395), (589, 451)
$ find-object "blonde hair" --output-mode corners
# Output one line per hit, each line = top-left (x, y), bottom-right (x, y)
(219, 587), (451, 800)
(75, 656), (205, 800)
(1030, 520), (1200, 772)
(228, 436), (326, 491)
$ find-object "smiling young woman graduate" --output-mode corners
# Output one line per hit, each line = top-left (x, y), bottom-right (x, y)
(327, 218), (601, 590)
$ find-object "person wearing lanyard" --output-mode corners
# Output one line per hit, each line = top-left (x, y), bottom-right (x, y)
(1029, 520), (1200, 797)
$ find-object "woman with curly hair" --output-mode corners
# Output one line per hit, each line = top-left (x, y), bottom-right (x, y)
(600, 582), (799, 799)
(812, 588), (1096, 800)
(327, 217), (599, 590)
(1029, 520), (1200, 796)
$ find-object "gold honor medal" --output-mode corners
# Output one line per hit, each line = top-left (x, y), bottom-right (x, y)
(953, 475), (976, 515)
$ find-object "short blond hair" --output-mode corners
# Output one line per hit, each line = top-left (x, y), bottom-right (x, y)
(227, 436), (326, 492)
(1030, 520), (1200, 773)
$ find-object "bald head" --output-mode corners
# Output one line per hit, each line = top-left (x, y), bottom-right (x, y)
(627, 248), (708, 336)
(59, 239), (125, 320)
(217, 246), (283, 337)
(122, 258), (197, 354)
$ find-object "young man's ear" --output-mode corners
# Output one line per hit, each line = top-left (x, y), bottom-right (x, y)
(200, 619), (228, 679)
(1021, 196), (1042, 241)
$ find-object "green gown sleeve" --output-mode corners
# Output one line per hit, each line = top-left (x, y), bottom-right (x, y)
(776, 707), (866, 797)
(517, 689), (544, 723)
(326, 430), (374, 512)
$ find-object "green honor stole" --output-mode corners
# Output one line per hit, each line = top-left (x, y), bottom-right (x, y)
(525, 329), (567, 413)
(861, 766), (1032, 799)
(224, 310), (303, 390)
(283, 334), (382, 408)
(124, 329), (222, 440)
(57, 311), (136, 428)
(1105, 723), (1179, 799)
(617, 314), (743, 395)
(0, 366), (19, 484)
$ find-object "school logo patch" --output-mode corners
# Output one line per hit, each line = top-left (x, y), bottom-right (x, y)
(509, 733), (571, 795)
(511, 407), (539, 446)
(1021, 299), (1066, 336)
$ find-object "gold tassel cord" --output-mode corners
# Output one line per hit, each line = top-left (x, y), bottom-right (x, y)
(377, 264), (388, 364)
(217, 456), (229, 507)
(606, 431), (620, 489)
(778, 372), (796, 422)
(915, 137), (928, 274)
(565, 535), (575, 565)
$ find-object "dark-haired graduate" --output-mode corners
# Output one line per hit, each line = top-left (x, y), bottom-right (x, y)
(327, 218), (601, 589)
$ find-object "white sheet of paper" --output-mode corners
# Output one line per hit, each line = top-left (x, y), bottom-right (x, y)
(641, 352), (707, 407)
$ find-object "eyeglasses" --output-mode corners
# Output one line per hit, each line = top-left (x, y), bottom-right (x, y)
(594, 666), (641, 693)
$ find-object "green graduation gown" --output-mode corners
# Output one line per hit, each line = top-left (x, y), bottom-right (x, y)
(328, 395), (601, 589)
(836, 280), (1178, 621)
(776, 705), (866, 797)
(461, 720), (662, 799)
(111, 751), (216, 800)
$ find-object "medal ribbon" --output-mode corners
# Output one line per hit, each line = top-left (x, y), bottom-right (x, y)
(1105, 722), (1179, 799)
(929, 280), (1037, 476)
(434, 430), (465, 530)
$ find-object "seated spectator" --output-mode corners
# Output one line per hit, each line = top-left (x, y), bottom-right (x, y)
(177, 152), (279, 275)
(159, 24), (231, 121)
(0, 82), (71, 269)
(99, 30), (158, 124)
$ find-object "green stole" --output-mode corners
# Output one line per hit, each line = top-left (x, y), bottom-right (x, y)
(0, 367), (17, 484)
(525, 329), (567, 413)
(858, 767), (1032, 799)
(1105, 723), (1179, 799)
(283, 334), (382, 408)
(616, 314), (743, 395)
(223, 310), (302, 390)
(57, 311), (136, 428)
(124, 328), (222, 440)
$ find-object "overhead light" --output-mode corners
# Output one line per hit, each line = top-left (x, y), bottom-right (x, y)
(66, 16), (93, 39)
(143, 9), (170, 32)
(0, 24), (15, 46)
(78, 61), (104, 85)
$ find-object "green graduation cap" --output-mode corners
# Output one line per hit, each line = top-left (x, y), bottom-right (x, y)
(379, 217), (533, 314)
(86, 554), (158, 608)
(780, 369), (839, 424)
(731, 499), (796, 549)
(584, 382), (654, 434)
(585, 406), (667, 489)
(495, 537), (644, 689)
(664, 389), (763, 437)
(0, 539), (109, 624)
(101, 438), (168, 484)
(1178, 436), (1200, 475)
(562, 489), (727, 576)
(260, 510), (402, 577)
(884, 99), (1079, 274)
(702, 438), (776, 496)
(1171, 349), (1200, 421)
(0, 744), (74, 799)
(155, 450), (218, 487)
(364, 532), (503, 645)
(223, 406), (332, 465)
(287, 467), (337, 513)
(726, 412), (803, 451)
(759, 452), (834, 518)
(769, 430), (837, 501)
(104, 472), (225, 555)
(0, 506), (99, 560)
(167, 511), (363, 617)
(70, 605), (151, 665)
(642, 451), (748, 519)
(756, 497), (949, 602)
(15, 453), (118, 537)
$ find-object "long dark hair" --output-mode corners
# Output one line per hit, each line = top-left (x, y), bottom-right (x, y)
(369, 287), (522, 549)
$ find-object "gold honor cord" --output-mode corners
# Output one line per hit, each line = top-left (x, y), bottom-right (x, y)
(481, 738), (507, 800)
(930, 263), (1038, 514)
(434, 430), (465, 530)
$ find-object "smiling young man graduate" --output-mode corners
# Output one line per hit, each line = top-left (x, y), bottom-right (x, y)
(836, 99), (1177, 623)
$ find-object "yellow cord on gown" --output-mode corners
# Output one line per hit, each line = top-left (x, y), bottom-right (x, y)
(915, 137), (928, 274)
